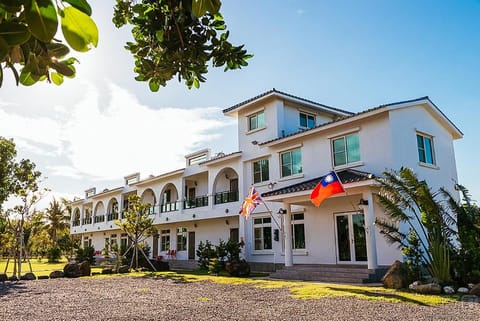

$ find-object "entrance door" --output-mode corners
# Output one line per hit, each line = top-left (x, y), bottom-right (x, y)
(188, 232), (196, 260)
(334, 212), (367, 263)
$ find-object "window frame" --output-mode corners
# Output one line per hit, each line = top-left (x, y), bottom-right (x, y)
(161, 229), (170, 252)
(280, 148), (302, 178)
(416, 132), (436, 165)
(299, 111), (315, 129)
(176, 227), (187, 251)
(253, 217), (272, 251)
(291, 213), (306, 250)
(331, 133), (361, 167)
(248, 110), (265, 132)
(252, 158), (270, 184)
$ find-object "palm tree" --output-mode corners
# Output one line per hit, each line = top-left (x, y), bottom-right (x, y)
(375, 167), (456, 282)
(45, 198), (70, 247)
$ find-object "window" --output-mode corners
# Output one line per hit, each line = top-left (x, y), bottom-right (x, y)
(177, 227), (187, 251)
(291, 213), (305, 249)
(188, 153), (207, 165)
(332, 133), (360, 166)
(83, 237), (91, 248)
(161, 229), (170, 252)
(299, 112), (315, 129)
(253, 159), (269, 183)
(281, 149), (302, 177)
(163, 189), (171, 203)
(110, 234), (118, 250)
(120, 233), (128, 251)
(248, 111), (265, 131)
(417, 133), (435, 165)
(254, 217), (272, 250)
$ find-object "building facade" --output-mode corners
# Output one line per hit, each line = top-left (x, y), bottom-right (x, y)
(70, 89), (462, 272)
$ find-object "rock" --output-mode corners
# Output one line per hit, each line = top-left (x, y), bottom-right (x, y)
(38, 275), (49, 280)
(410, 283), (442, 294)
(381, 260), (409, 289)
(0, 273), (7, 282)
(457, 287), (469, 294)
(409, 281), (421, 290)
(21, 272), (36, 281)
(78, 261), (91, 277)
(462, 295), (480, 303)
(49, 270), (64, 279)
(63, 263), (81, 278)
(117, 265), (130, 274)
(101, 268), (113, 275)
(443, 286), (455, 294)
(468, 283), (475, 289)
(225, 260), (251, 277)
(469, 283), (480, 296)
(8, 276), (18, 282)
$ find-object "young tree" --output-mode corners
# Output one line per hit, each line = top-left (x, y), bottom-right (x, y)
(115, 194), (157, 270)
(0, 0), (250, 90)
(375, 167), (456, 283)
(45, 198), (70, 247)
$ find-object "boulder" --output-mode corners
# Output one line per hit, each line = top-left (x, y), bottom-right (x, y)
(410, 283), (442, 294)
(0, 273), (7, 282)
(470, 283), (480, 296)
(381, 260), (409, 289)
(8, 275), (18, 282)
(101, 268), (113, 275)
(457, 287), (469, 294)
(49, 270), (64, 279)
(117, 265), (130, 274)
(443, 286), (455, 294)
(21, 272), (36, 281)
(64, 263), (81, 278)
(78, 261), (91, 277)
(225, 260), (251, 277)
(38, 275), (49, 280)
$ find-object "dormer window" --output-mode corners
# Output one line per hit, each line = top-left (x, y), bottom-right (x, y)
(299, 112), (315, 129)
(248, 111), (265, 131)
(124, 173), (140, 185)
(188, 153), (207, 166)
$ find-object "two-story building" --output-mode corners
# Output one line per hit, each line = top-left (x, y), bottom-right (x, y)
(70, 89), (462, 281)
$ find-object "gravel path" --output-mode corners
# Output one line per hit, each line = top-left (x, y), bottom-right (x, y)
(0, 276), (479, 321)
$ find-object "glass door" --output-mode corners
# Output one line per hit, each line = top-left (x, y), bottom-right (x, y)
(334, 212), (367, 263)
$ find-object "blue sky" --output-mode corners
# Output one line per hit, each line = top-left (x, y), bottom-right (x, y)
(1, 0), (479, 206)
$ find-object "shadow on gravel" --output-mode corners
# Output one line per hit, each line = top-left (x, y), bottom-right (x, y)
(139, 272), (190, 284)
(326, 286), (430, 306)
(0, 281), (29, 297)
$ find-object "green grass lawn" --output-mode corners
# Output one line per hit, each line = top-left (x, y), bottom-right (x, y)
(0, 258), (102, 277)
(0, 260), (460, 306)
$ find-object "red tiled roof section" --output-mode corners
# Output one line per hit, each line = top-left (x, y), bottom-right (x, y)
(261, 169), (375, 197)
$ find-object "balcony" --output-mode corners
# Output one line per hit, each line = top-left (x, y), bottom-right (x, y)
(214, 190), (239, 205)
(72, 220), (80, 227)
(94, 215), (105, 223)
(82, 217), (92, 225)
(184, 195), (208, 209)
(107, 212), (119, 221)
(161, 201), (179, 213)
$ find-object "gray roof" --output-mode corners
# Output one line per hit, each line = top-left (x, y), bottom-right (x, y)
(261, 169), (375, 198)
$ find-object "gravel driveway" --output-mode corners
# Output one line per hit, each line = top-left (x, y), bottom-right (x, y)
(1, 276), (479, 321)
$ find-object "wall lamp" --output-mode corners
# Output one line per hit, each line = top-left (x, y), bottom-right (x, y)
(225, 219), (230, 225)
(277, 208), (287, 214)
(251, 140), (258, 145)
(358, 199), (369, 206)
(267, 182), (277, 189)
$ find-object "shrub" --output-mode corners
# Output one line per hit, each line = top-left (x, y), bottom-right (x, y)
(47, 246), (62, 263)
(75, 246), (96, 265)
(196, 240), (216, 270)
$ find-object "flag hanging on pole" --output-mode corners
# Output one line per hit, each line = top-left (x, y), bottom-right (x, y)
(310, 171), (345, 207)
(239, 186), (263, 219)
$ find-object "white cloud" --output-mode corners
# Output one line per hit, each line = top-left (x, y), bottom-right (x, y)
(0, 81), (231, 182)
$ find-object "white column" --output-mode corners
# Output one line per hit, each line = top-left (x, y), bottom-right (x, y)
(363, 191), (378, 269)
(283, 202), (293, 267)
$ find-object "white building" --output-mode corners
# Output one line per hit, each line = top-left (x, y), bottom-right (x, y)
(70, 89), (462, 281)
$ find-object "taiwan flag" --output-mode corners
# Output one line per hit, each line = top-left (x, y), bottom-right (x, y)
(310, 171), (345, 207)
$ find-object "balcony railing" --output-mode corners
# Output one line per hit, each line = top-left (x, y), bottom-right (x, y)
(94, 215), (105, 223)
(214, 190), (239, 205)
(107, 212), (119, 221)
(72, 220), (80, 227)
(161, 201), (179, 213)
(184, 196), (208, 209)
(82, 217), (92, 225)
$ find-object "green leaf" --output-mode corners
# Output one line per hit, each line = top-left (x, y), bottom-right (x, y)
(60, 6), (98, 52)
(0, 36), (8, 60)
(50, 60), (75, 77)
(26, 0), (58, 42)
(0, 22), (31, 46)
(192, 0), (221, 18)
(19, 67), (40, 86)
(155, 30), (164, 42)
(62, 0), (92, 16)
(50, 72), (64, 85)
(46, 43), (70, 58)
(148, 79), (159, 92)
